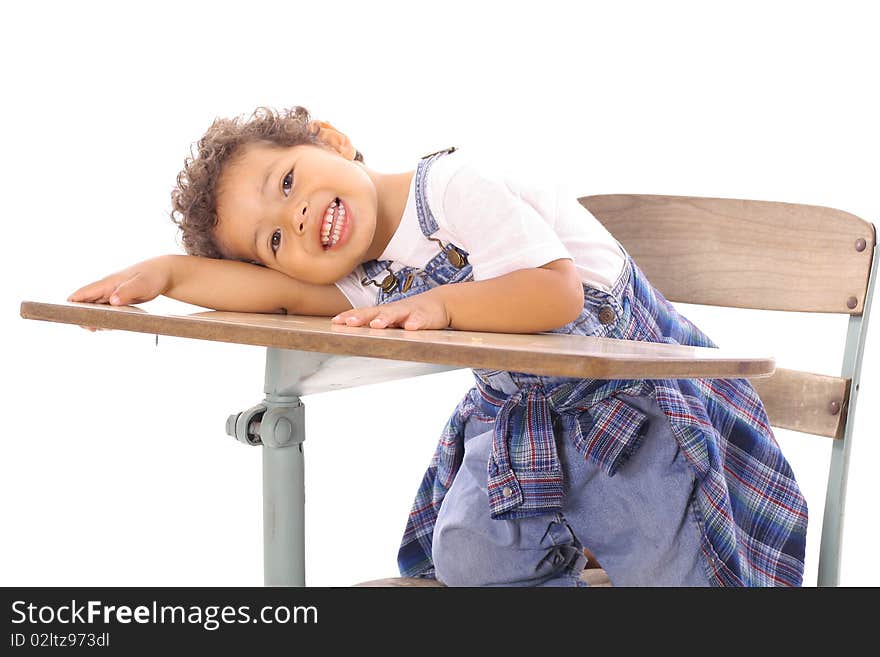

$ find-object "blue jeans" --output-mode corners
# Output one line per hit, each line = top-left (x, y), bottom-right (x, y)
(431, 393), (711, 587)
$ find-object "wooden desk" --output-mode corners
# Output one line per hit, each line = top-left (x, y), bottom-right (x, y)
(20, 300), (775, 586)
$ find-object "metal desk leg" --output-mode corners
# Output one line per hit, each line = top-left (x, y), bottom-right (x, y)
(227, 346), (463, 587)
(227, 392), (306, 586)
(262, 418), (305, 586)
(226, 349), (310, 587)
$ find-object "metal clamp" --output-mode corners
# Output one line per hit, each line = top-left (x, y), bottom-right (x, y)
(226, 396), (305, 448)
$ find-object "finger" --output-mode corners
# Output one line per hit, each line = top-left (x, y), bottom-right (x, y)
(330, 307), (364, 323)
(68, 282), (112, 304)
(369, 306), (411, 329)
(108, 275), (143, 305)
(399, 308), (434, 330)
(345, 309), (380, 326)
(402, 311), (427, 331)
(332, 307), (381, 326)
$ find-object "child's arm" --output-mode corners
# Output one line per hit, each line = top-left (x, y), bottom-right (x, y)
(332, 259), (584, 333)
(68, 254), (353, 316)
(436, 259), (584, 332)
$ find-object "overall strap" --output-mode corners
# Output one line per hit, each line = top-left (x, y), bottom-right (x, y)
(362, 146), (457, 280)
(414, 146), (457, 237)
(361, 147), (471, 301)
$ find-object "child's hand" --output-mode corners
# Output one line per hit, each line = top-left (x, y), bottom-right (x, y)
(68, 256), (173, 308)
(331, 290), (451, 331)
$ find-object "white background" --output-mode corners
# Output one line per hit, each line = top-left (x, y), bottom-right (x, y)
(2, 0), (877, 587)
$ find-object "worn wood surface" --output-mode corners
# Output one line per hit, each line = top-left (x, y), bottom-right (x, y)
(581, 194), (875, 314)
(20, 300), (776, 380)
(751, 367), (850, 439)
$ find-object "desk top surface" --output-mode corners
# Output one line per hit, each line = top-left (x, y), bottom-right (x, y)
(20, 300), (774, 380)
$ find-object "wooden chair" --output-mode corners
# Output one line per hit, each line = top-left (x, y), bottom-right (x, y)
(357, 194), (877, 587)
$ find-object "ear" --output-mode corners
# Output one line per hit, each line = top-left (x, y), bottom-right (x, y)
(309, 120), (358, 161)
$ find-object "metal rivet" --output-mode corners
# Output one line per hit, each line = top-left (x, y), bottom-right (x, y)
(275, 417), (293, 445)
(361, 267), (402, 294)
(855, 238), (867, 252)
(448, 249), (467, 269)
(846, 296), (858, 310)
(502, 486), (513, 498)
(598, 306), (616, 325)
(829, 400), (841, 416)
(429, 237), (469, 269)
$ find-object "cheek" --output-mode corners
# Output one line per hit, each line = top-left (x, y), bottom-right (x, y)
(210, 227), (234, 259)
(212, 207), (241, 258)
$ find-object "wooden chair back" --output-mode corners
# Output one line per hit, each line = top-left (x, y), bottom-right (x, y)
(580, 193), (878, 586)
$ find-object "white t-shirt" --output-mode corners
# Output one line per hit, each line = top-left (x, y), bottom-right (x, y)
(335, 150), (626, 309)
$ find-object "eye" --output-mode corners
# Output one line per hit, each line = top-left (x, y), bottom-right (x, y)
(282, 169), (294, 196)
(270, 229), (282, 254)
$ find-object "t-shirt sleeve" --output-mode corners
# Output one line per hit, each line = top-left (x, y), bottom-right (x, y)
(439, 164), (573, 281)
(333, 264), (376, 309)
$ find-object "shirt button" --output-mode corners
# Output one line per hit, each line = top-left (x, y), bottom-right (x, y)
(502, 486), (513, 498)
(598, 305), (616, 325)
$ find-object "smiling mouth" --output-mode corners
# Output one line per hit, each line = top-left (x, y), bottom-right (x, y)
(321, 198), (347, 249)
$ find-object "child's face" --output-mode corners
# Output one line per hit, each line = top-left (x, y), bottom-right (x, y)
(215, 141), (378, 284)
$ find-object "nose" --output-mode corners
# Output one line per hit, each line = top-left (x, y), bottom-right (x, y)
(292, 202), (309, 236)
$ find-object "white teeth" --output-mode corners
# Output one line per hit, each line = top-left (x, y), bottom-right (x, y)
(321, 199), (346, 248)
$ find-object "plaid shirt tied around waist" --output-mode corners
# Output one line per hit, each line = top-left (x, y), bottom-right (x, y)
(397, 255), (808, 587)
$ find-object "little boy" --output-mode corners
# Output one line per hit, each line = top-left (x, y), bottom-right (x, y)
(70, 106), (808, 586)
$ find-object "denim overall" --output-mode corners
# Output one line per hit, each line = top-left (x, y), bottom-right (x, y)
(359, 149), (474, 303)
(354, 151), (707, 586)
(363, 148), (806, 587)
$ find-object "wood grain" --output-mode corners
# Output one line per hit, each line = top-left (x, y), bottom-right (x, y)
(20, 300), (775, 380)
(751, 367), (850, 439)
(581, 194), (876, 314)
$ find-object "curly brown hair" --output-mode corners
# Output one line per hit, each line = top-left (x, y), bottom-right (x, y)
(170, 105), (364, 260)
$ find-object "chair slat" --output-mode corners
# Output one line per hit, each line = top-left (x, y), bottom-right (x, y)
(751, 367), (850, 439)
(580, 194), (875, 314)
